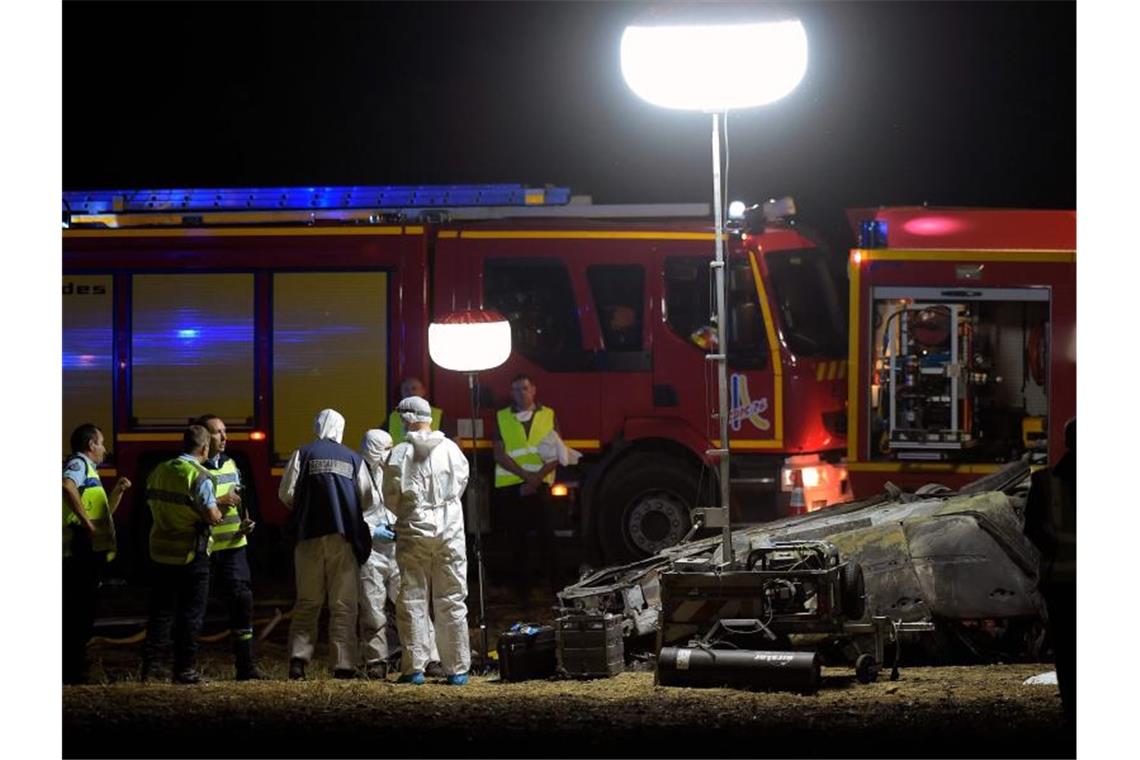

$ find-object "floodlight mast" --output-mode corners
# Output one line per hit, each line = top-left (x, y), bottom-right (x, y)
(620, 18), (808, 566)
(428, 310), (512, 673)
(709, 110), (734, 565)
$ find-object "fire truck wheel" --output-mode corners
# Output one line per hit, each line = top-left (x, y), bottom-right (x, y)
(841, 561), (867, 621)
(597, 453), (701, 563)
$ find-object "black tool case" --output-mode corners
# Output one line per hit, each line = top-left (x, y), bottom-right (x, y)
(496, 624), (557, 682)
(556, 612), (624, 678)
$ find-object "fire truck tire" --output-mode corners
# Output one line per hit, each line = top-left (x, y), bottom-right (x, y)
(841, 561), (867, 621)
(597, 453), (702, 563)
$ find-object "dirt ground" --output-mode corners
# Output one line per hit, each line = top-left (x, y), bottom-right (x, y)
(63, 566), (1072, 759)
(65, 636), (1071, 759)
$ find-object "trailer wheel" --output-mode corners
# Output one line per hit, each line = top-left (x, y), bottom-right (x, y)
(855, 653), (879, 684)
(597, 453), (702, 563)
(841, 561), (867, 621)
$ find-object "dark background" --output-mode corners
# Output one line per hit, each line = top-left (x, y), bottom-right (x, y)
(63, 0), (1075, 247)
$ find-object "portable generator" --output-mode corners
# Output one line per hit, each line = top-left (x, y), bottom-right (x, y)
(656, 540), (927, 691)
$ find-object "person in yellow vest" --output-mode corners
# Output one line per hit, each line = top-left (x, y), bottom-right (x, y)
(140, 425), (223, 684)
(1025, 417), (1076, 726)
(62, 423), (131, 684)
(493, 373), (560, 600)
(386, 377), (443, 440)
(196, 414), (268, 680)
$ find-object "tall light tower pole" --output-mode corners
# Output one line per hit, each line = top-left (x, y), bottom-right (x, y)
(620, 17), (808, 564)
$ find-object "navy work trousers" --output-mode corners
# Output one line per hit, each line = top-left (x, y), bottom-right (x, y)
(210, 546), (253, 638)
(62, 531), (105, 683)
(143, 550), (210, 674)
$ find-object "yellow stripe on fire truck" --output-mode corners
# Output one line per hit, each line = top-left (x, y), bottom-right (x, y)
(815, 360), (848, 382)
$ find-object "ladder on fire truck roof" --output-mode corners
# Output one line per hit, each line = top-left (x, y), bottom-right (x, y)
(62, 183), (711, 228)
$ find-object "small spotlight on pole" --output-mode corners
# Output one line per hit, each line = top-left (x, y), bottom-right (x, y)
(428, 308), (512, 674)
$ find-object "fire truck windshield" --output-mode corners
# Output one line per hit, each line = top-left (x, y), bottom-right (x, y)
(765, 248), (846, 358)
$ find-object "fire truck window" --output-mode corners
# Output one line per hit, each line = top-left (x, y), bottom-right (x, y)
(664, 257), (768, 369)
(587, 265), (644, 351)
(272, 272), (388, 462)
(131, 274), (255, 427)
(63, 275), (114, 458)
(484, 259), (593, 372)
(765, 249), (846, 358)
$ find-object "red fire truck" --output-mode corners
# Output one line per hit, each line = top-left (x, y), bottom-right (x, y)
(844, 206), (1076, 496)
(62, 184), (850, 566)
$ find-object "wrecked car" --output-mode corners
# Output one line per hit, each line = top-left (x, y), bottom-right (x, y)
(558, 460), (1046, 663)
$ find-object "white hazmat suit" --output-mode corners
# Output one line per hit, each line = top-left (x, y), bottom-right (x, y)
(385, 397), (471, 677)
(357, 429), (439, 670)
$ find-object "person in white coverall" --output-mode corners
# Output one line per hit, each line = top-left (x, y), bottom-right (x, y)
(384, 396), (471, 685)
(279, 409), (374, 680)
(357, 429), (439, 678)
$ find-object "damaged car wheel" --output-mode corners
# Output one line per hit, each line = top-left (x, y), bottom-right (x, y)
(855, 653), (880, 684)
(841, 561), (867, 621)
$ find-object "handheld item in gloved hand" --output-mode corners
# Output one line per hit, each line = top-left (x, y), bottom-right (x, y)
(496, 623), (556, 682)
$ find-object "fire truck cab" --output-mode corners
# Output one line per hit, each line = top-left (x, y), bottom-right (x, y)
(845, 207), (1076, 497)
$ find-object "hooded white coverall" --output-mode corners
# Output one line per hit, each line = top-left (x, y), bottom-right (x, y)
(279, 409), (374, 672)
(385, 416), (471, 676)
(357, 429), (439, 667)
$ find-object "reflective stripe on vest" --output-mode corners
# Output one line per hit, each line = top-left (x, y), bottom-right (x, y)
(494, 406), (555, 488)
(388, 407), (443, 441)
(147, 458), (214, 565)
(207, 457), (246, 552)
(62, 457), (115, 560)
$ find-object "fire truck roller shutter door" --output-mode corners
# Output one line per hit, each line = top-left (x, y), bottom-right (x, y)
(596, 451), (712, 563)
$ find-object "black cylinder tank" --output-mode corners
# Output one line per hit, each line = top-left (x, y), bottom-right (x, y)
(657, 647), (821, 693)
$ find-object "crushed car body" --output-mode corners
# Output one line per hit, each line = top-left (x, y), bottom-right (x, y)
(558, 460), (1045, 662)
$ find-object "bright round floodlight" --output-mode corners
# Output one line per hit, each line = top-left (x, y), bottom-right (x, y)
(728, 200), (747, 220)
(428, 309), (512, 372)
(620, 19), (808, 112)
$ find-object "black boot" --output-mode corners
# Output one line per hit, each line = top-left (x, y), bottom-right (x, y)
(288, 658), (306, 680)
(234, 638), (270, 681)
(173, 668), (206, 685)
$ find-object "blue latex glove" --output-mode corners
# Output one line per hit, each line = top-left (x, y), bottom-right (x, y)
(372, 524), (396, 542)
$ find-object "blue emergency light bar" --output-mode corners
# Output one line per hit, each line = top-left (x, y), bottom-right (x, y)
(63, 184), (572, 214)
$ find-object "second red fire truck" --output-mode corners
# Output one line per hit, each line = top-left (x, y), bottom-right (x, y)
(844, 206), (1076, 494)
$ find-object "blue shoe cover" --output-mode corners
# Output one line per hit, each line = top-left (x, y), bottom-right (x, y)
(397, 671), (425, 685)
(446, 673), (469, 686)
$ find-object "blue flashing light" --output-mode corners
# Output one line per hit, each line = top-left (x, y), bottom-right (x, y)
(858, 219), (888, 249)
(62, 184), (572, 214)
(177, 328), (200, 339)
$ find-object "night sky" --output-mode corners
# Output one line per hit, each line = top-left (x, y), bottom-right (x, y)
(63, 1), (1074, 247)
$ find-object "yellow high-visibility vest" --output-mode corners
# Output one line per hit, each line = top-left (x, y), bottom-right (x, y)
(205, 456), (245, 552)
(147, 458), (215, 566)
(494, 406), (555, 488)
(62, 456), (115, 560)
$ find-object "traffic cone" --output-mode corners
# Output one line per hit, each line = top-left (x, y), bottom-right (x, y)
(789, 469), (807, 516)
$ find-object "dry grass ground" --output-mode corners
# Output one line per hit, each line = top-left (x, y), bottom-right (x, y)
(65, 576), (1071, 758)
(65, 642), (1071, 759)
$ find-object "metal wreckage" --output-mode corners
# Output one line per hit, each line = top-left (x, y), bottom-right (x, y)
(556, 460), (1045, 688)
